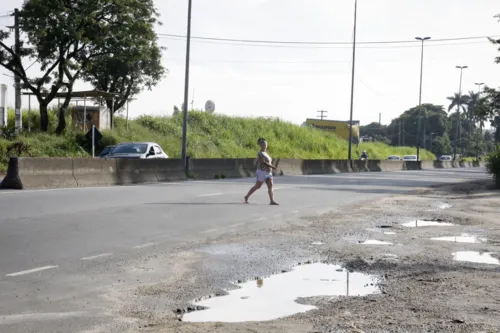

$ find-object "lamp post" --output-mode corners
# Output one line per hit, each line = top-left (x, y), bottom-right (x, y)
(474, 82), (484, 160)
(347, 0), (358, 163)
(453, 66), (468, 160)
(181, 0), (193, 169)
(415, 37), (431, 161)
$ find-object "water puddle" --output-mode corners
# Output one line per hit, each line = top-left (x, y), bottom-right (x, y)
(432, 234), (487, 244)
(402, 219), (455, 228)
(452, 251), (500, 265)
(384, 232), (396, 235)
(438, 202), (453, 209)
(359, 240), (393, 245)
(311, 242), (324, 245)
(182, 263), (380, 322)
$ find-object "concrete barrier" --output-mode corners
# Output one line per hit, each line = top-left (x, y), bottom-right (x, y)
(188, 158), (256, 180)
(73, 158), (119, 187)
(273, 158), (304, 176)
(352, 160), (370, 172)
(379, 160), (404, 171)
(155, 159), (188, 182)
(116, 158), (187, 184)
(0, 157), (77, 189)
(403, 161), (421, 170)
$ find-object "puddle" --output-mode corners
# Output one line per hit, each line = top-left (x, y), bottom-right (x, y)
(384, 232), (396, 235)
(402, 220), (455, 228)
(182, 263), (380, 322)
(432, 234), (487, 244)
(311, 242), (324, 245)
(359, 240), (393, 245)
(438, 202), (453, 209)
(452, 251), (500, 265)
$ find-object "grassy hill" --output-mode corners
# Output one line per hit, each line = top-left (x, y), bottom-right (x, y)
(0, 108), (435, 173)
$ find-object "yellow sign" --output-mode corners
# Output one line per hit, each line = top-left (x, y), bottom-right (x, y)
(305, 119), (360, 143)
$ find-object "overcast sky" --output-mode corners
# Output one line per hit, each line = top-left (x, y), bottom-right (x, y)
(1, 0), (499, 126)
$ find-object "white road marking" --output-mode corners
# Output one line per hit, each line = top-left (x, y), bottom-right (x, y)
(6, 265), (58, 277)
(81, 253), (113, 260)
(199, 193), (224, 197)
(274, 187), (285, 190)
(132, 243), (158, 249)
(254, 217), (268, 221)
(229, 223), (245, 228)
(201, 228), (218, 234)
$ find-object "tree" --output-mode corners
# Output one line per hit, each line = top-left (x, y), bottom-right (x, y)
(433, 132), (452, 156)
(0, 0), (163, 134)
(82, 1), (166, 115)
(447, 93), (470, 114)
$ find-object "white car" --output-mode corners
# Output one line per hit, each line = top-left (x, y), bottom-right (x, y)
(403, 155), (418, 161)
(106, 142), (169, 159)
(439, 155), (453, 161)
(387, 155), (401, 161)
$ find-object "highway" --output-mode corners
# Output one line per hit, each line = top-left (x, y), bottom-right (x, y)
(0, 168), (489, 332)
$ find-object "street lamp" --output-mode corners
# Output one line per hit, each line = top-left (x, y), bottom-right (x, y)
(474, 82), (484, 160)
(453, 65), (468, 160)
(347, 0), (358, 163)
(475, 82), (484, 94)
(181, 0), (193, 169)
(415, 36), (431, 161)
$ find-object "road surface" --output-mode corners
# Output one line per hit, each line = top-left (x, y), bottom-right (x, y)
(0, 168), (489, 332)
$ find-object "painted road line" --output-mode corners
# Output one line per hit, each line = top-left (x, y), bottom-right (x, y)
(133, 243), (158, 249)
(199, 193), (224, 197)
(81, 253), (113, 261)
(254, 217), (268, 221)
(6, 265), (58, 277)
(200, 228), (218, 234)
(229, 223), (245, 228)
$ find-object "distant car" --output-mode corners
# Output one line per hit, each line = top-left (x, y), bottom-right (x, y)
(106, 142), (169, 159)
(439, 155), (453, 161)
(387, 155), (401, 161)
(403, 155), (418, 161)
(98, 145), (116, 158)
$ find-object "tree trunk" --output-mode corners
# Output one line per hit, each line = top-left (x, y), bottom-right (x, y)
(39, 103), (49, 132)
(55, 93), (73, 135)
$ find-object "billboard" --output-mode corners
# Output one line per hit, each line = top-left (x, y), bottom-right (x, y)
(305, 119), (360, 143)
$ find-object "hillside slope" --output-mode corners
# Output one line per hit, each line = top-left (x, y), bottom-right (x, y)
(0, 110), (435, 172)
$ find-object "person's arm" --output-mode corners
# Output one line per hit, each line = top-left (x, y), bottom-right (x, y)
(258, 153), (277, 169)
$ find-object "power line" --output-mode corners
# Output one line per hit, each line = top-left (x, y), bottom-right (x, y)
(158, 33), (499, 46)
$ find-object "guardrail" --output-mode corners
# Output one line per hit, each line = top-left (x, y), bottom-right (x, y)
(0, 157), (484, 190)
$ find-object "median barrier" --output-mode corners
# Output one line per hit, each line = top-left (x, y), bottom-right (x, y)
(273, 158), (304, 176)
(73, 158), (120, 186)
(379, 160), (405, 171)
(155, 159), (188, 182)
(0, 157), (77, 189)
(115, 159), (161, 184)
(351, 160), (370, 172)
(188, 158), (256, 180)
(403, 161), (421, 170)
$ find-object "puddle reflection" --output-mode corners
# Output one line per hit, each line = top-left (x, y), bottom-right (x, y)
(452, 251), (499, 265)
(402, 220), (455, 228)
(432, 234), (487, 244)
(183, 263), (380, 322)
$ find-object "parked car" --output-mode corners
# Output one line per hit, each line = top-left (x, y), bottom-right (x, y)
(98, 145), (116, 158)
(106, 142), (169, 159)
(387, 155), (401, 161)
(403, 155), (418, 161)
(439, 155), (453, 161)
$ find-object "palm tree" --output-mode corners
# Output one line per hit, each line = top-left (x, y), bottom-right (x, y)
(466, 91), (480, 135)
(447, 93), (470, 114)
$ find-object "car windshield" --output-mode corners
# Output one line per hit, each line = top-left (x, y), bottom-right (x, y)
(112, 143), (148, 154)
(99, 146), (115, 156)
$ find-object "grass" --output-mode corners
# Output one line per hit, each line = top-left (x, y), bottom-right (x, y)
(0, 108), (436, 173)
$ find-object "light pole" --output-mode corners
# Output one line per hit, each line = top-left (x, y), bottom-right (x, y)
(453, 65), (468, 160)
(474, 82), (484, 160)
(415, 37), (431, 161)
(181, 0), (193, 169)
(347, 0), (358, 163)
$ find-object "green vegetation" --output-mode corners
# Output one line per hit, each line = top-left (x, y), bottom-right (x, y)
(0, 108), (435, 173)
(485, 146), (500, 188)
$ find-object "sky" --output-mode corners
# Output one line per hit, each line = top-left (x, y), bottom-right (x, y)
(0, 0), (499, 127)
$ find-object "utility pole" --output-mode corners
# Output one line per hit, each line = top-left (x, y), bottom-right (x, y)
(181, 0), (193, 168)
(398, 120), (401, 146)
(415, 36), (431, 161)
(453, 66), (468, 160)
(475, 82), (484, 160)
(317, 110), (328, 120)
(347, 0), (358, 162)
(14, 8), (22, 132)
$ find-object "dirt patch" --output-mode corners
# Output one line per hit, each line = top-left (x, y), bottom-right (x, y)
(115, 180), (500, 332)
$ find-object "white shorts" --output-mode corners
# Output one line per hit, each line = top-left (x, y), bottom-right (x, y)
(256, 169), (273, 183)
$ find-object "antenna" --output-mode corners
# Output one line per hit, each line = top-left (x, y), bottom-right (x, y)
(317, 110), (328, 120)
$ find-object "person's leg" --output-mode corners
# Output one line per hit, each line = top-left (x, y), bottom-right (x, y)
(266, 177), (278, 205)
(244, 181), (263, 203)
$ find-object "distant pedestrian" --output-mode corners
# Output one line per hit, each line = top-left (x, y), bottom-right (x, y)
(244, 138), (279, 205)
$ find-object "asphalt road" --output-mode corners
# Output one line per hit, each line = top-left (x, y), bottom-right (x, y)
(0, 168), (489, 332)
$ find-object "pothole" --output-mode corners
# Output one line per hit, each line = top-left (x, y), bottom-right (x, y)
(452, 251), (500, 265)
(181, 263), (380, 323)
(402, 219), (455, 228)
(432, 234), (487, 244)
(359, 240), (393, 245)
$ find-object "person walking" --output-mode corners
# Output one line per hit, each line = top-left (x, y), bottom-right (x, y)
(244, 138), (279, 205)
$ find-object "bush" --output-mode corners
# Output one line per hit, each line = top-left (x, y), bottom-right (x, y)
(486, 146), (500, 188)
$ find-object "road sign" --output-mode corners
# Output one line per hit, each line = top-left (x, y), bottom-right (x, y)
(205, 100), (215, 113)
